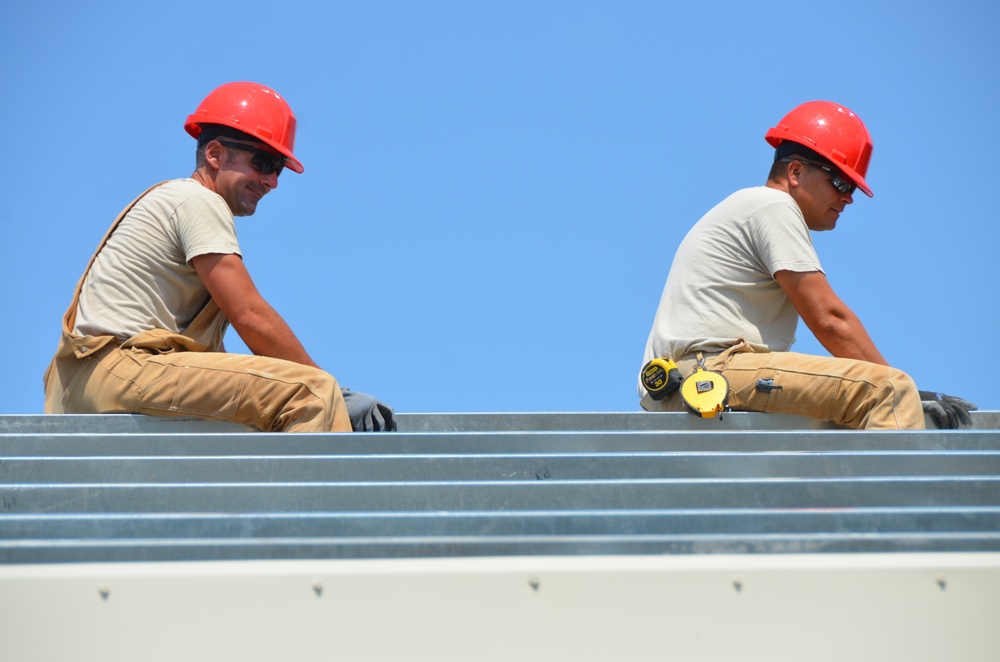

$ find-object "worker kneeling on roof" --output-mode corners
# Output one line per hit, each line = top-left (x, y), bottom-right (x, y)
(43, 82), (394, 432)
(639, 101), (974, 430)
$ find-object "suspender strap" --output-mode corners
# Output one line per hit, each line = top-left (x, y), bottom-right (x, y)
(59, 182), (170, 358)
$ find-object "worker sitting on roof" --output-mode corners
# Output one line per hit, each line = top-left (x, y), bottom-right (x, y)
(43, 82), (394, 432)
(638, 101), (974, 430)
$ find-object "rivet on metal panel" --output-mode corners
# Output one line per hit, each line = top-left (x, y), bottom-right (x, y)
(529, 577), (541, 592)
(313, 582), (324, 597)
(732, 577), (743, 593)
(936, 575), (947, 590)
(99, 586), (110, 601)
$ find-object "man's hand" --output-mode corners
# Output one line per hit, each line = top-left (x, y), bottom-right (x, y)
(341, 389), (397, 432)
(918, 391), (978, 429)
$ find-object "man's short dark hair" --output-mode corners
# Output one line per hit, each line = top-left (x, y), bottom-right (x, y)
(196, 124), (260, 147)
(773, 140), (835, 167)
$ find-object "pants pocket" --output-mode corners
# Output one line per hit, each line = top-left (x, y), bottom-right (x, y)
(137, 358), (246, 421)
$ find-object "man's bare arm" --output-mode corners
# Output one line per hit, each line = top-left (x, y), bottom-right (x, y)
(191, 253), (320, 368)
(774, 269), (888, 365)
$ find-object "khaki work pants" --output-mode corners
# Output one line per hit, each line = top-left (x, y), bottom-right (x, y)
(47, 331), (351, 433)
(641, 343), (925, 430)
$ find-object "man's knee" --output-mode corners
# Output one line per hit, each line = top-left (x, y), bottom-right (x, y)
(269, 367), (351, 433)
(886, 367), (918, 396)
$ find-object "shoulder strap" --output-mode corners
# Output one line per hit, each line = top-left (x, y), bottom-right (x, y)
(60, 181), (170, 352)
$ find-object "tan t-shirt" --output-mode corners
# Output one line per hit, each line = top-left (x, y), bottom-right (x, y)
(640, 186), (822, 385)
(74, 178), (241, 341)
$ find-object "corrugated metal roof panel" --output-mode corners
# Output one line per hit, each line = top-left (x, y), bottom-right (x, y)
(1, 412), (998, 563)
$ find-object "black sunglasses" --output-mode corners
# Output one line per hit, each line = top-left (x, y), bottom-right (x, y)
(781, 157), (856, 195)
(216, 139), (286, 176)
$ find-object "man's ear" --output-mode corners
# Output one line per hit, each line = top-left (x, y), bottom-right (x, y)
(203, 140), (225, 171)
(785, 160), (804, 191)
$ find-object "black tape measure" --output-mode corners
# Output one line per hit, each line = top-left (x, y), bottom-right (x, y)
(641, 358), (682, 400)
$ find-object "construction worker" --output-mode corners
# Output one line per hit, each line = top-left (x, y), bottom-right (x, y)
(639, 101), (975, 430)
(44, 82), (394, 432)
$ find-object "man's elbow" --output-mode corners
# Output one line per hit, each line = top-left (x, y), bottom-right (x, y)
(224, 301), (275, 337)
(806, 311), (855, 343)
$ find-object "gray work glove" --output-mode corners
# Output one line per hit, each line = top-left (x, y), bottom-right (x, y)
(342, 389), (397, 432)
(918, 390), (977, 429)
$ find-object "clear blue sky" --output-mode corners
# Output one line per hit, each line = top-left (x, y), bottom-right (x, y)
(2, 1), (997, 415)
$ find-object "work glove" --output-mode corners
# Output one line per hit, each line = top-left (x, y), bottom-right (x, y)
(341, 388), (397, 432)
(918, 390), (977, 429)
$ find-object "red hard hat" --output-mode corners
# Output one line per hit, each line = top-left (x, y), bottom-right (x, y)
(185, 82), (303, 174)
(765, 101), (872, 197)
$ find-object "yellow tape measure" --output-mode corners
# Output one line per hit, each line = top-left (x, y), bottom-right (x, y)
(680, 365), (730, 418)
(640, 358), (682, 400)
